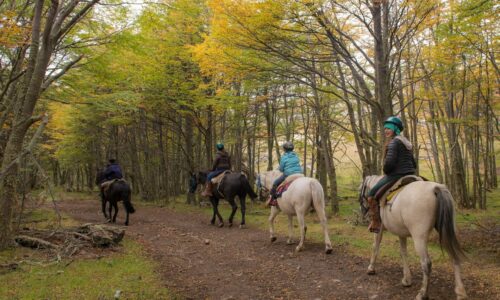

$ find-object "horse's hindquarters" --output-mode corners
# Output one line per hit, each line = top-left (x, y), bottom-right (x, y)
(382, 181), (439, 236)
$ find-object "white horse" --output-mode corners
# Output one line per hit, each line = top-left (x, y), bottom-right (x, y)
(359, 175), (467, 300)
(259, 170), (332, 254)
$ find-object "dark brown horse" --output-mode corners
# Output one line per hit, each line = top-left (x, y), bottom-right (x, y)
(96, 170), (135, 225)
(196, 171), (257, 228)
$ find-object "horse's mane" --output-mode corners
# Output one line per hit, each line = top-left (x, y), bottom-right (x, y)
(258, 170), (283, 189)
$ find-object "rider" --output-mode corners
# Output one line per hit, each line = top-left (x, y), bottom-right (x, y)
(201, 143), (232, 197)
(266, 141), (303, 206)
(367, 116), (416, 233)
(100, 158), (124, 193)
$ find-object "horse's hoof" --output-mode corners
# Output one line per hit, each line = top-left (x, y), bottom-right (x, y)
(367, 266), (376, 275)
(218, 223), (224, 228)
(415, 293), (429, 300)
(325, 248), (333, 254)
(124, 222), (129, 226)
(295, 246), (304, 252)
(239, 224), (246, 229)
(286, 240), (294, 245)
(271, 237), (277, 243)
(455, 287), (468, 300)
(228, 223), (233, 228)
(401, 278), (412, 287)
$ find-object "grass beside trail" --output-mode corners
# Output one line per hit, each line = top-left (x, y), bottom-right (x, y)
(0, 209), (175, 300)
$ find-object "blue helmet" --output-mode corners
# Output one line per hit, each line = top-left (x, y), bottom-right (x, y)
(384, 116), (404, 131)
(216, 143), (224, 150)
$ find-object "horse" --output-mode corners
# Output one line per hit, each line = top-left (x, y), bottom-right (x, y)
(359, 175), (467, 300)
(96, 170), (135, 226)
(259, 170), (333, 254)
(196, 170), (258, 228)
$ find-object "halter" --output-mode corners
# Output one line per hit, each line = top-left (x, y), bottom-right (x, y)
(359, 177), (370, 216)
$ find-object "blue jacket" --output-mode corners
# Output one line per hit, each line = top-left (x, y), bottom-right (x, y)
(104, 163), (123, 180)
(279, 151), (303, 176)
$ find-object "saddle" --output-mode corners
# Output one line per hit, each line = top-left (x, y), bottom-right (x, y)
(276, 174), (304, 198)
(376, 175), (423, 207)
(101, 178), (127, 196)
(211, 170), (231, 184)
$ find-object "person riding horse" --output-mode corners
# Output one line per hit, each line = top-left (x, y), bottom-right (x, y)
(100, 158), (124, 197)
(201, 143), (232, 197)
(367, 116), (417, 233)
(266, 141), (303, 206)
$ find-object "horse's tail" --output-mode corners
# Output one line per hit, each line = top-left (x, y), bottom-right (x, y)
(310, 179), (326, 218)
(122, 185), (135, 214)
(434, 185), (466, 263)
(241, 174), (258, 200)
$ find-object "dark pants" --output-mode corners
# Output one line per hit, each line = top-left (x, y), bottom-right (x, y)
(270, 174), (287, 198)
(368, 174), (406, 198)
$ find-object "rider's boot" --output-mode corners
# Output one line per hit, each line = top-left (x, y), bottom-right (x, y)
(266, 188), (277, 207)
(201, 182), (213, 197)
(367, 196), (381, 233)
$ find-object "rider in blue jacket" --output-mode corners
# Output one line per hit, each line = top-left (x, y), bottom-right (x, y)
(267, 141), (303, 205)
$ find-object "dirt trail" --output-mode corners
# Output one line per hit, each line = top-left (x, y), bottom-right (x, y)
(58, 199), (495, 300)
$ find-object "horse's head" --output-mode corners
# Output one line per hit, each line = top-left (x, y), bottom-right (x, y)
(195, 171), (208, 185)
(358, 175), (382, 217)
(256, 170), (283, 201)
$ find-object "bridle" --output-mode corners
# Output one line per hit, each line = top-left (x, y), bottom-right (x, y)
(359, 177), (370, 216)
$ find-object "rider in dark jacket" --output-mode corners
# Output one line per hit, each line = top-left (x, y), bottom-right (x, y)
(104, 159), (123, 180)
(100, 158), (124, 199)
(202, 143), (232, 197)
(367, 116), (416, 233)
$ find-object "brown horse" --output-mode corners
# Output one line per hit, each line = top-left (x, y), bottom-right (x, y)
(196, 171), (257, 228)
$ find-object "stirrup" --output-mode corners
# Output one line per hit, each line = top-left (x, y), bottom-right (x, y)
(368, 222), (380, 233)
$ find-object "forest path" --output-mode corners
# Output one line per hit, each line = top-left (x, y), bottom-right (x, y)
(58, 199), (494, 300)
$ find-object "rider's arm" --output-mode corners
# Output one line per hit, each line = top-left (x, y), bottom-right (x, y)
(279, 156), (285, 172)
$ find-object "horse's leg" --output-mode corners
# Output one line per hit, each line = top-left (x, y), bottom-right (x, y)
(286, 215), (294, 245)
(124, 202), (130, 226)
(367, 226), (384, 275)
(239, 195), (246, 228)
(108, 201), (113, 223)
(268, 206), (280, 242)
(295, 212), (306, 252)
(413, 237), (431, 300)
(227, 196), (237, 228)
(399, 237), (412, 287)
(314, 207), (333, 254)
(101, 197), (108, 220)
(453, 261), (467, 300)
(213, 197), (224, 227)
(210, 197), (216, 225)
(112, 201), (119, 223)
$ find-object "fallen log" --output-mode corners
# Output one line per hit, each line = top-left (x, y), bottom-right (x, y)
(14, 235), (60, 249)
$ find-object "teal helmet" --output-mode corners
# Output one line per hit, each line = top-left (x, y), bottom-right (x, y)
(216, 143), (224, 150)
(384, 116), (404, 132)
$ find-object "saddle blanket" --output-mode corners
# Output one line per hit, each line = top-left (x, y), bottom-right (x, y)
(211, 170), (231, 184)
(276, 174), (303, 198)
(379, 175), (423, 207)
